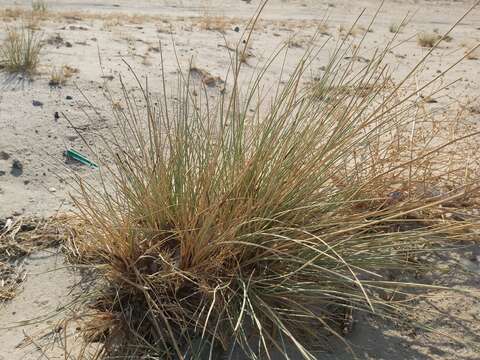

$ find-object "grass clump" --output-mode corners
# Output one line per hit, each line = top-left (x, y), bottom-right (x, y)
(389, 23), (403, 33)
(32, 0), (48, 13)
(0, 26), (42, 75)
(199, 15), (231, 32)
(66, 9), (480, 360)
(48, 64), (78, 86)
(417, 31), (441, 48)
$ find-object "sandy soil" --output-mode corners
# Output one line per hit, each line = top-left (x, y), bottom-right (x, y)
(0, 0), (479, 359)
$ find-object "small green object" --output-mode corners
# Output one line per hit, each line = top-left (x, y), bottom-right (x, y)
(65, 149), (98, 168)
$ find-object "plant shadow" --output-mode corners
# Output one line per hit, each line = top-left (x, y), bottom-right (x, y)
(0, 72), (34, 91)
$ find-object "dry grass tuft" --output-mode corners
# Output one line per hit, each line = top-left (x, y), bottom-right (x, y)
(389, 23), (403, 33)
(32, 0), (48, 14)
(417, 31), (441, 48)
(64, 8), (480, 360)
(317, 23), (330, 36)
(48, 64), (78, 86)
(198, 15), (231, 32)
(0, 26), (43, 75)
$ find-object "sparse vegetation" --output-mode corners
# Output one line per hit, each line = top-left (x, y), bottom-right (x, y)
(0, 26), (43, 75)
(64, 12), (480, 359)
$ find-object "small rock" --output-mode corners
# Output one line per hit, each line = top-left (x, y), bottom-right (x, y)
(23, 180), (30, 185)
(0, 151), (10, 160)
(49, 187), (57, 193)
(32, 100), (44, 107)
(65, 41), (73, 47)
(234, 26), (240, 32)
(0, 170), (5, 176)
(10, 160), (23, 177)
(471, 245), (480, 263)
(66, 95), (73, 100)
(54, 111), (60, 120)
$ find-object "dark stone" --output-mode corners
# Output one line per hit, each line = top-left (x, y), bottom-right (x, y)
(0, 151), (9, 160)
(10, 160), (23, 177)
(32, 100), (43, 107)
(66, 95), (73, 100)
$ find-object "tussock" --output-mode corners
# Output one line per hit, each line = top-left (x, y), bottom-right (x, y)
(64, 5), (480, 360)
(0, 26), (42, 75)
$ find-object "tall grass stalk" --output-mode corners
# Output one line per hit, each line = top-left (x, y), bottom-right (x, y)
(66, 3), (480, 359)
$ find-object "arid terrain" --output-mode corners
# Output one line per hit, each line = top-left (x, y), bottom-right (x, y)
(0, 0), (479, 359)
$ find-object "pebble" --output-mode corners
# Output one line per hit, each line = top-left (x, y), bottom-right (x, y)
(32, 100), (44, 107)
(66, 95), (73, 100)
(471, 245), (480, 263)
(49, 187), (57, 193)
(10, 159), (23, 177)
(0, 151), (10, 160)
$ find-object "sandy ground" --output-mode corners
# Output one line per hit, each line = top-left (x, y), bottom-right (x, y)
(0, 0), (480, 359)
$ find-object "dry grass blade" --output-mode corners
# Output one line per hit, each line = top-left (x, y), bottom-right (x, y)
(64, 3), (480, 360)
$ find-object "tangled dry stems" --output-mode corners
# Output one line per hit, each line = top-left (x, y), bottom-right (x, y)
(0, 216), (73, 302)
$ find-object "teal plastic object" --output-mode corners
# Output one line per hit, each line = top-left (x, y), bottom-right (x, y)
(65, 149), (98, 169)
